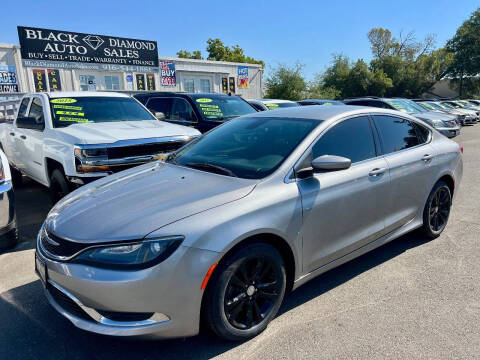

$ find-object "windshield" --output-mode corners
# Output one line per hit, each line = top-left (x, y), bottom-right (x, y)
(50, 97), (155, 128)
(190, 95), (256, 122)
(384, 99), (421, 114)
(265, 102), (299, 110)
(468, 100), (480, 106)
(402, 99), (428, 113)
(418, 102), (435, 110)
(169, 116), (319, 179)
(439, 102), (453, 109)
(425, 102), (444, 111)
(444, 102), (460, 108)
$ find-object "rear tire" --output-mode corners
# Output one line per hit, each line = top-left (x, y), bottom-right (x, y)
(10, 167), (22, 188)
(49, 168), (70, 203)
(203, 243), (286, 341)
(421, 181), (452, 239)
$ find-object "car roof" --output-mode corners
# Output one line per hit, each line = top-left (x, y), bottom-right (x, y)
(244, 104), (415, 123)
(260, 99), (297, 104)
(44, 91), (130, 98)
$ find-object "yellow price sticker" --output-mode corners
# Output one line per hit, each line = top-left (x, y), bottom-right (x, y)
(196, 98), (213, 103)
(51, 98), (77, 104)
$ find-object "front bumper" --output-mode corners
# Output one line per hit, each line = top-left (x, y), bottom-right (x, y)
(437, 127), (461, 138)
(36, 240), (219, 338)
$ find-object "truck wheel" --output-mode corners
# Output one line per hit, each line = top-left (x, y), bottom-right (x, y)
(49, 169), (70, 203)
(10, 167), (23, 187)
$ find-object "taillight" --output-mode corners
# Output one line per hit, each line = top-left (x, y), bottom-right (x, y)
(459, 144), (464, 154)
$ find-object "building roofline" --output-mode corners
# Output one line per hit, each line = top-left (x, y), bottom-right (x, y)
(158, 56), (263, 68)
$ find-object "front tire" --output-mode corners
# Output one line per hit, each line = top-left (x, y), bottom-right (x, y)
(49, 169), (70, 203)
(204, 243), (286, 341)
(421, 181), (452, 239)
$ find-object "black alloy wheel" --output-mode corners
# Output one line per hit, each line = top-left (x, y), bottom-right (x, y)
(204, 243), (286, 341)
(422, 181), (452, 238)
(224, 256), (282, 330)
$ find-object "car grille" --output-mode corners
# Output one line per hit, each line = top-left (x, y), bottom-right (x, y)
(40, 228), (87, 259)
(107, 141), (186, 160)
(48, 283), (91, 321)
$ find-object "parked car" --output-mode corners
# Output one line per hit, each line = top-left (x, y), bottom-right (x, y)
(344, 97), (461, 138)
(466, 99), (480, 107)
(258, 99), (300, 110)
(0, 92), (200, 201)
(247, 99), (269, 111)
(441, 100), (480, 120)
(36, 105), (462, 341)
(0, 149), (17, 250)
(134, 92), (257, 133)
(413, 100), (470, 126)
(435, 101), (478, 124)
(297, 99), (343, 106)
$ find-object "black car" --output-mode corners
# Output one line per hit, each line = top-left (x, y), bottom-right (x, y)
(134, 92), (257, 133)
(298, 99), (343, 106)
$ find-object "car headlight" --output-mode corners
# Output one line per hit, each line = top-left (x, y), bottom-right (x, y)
(72, 236), (184, 269)
(432, 120), (444, 128)
(74, 146), (109, 173)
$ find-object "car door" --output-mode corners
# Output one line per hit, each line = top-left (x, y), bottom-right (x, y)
(298, 115), (391, 273)
(16, 96), (46, 182)
(371, 114), (437, 233)
(6, 97), (30, 167)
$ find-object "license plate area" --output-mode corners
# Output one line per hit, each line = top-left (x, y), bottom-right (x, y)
(35, 252), (47, 288)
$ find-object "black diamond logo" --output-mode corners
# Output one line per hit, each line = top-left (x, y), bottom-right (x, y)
(83, 35), (104, 50)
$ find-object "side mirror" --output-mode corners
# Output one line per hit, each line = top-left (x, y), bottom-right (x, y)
(155, 112), (166, 121)
(312, 155), (351, 171)
(16, 116), (45, 131)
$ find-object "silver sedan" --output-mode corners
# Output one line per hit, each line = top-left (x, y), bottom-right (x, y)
(35, 105), (463, 341)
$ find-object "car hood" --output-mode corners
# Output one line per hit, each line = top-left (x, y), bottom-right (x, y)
(56, 120), (200, 144)
(45, 162), (256, 243)
(415, 112), (453, 123)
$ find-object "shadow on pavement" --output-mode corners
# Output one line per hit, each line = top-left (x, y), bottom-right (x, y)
(0, 230), (430, 360)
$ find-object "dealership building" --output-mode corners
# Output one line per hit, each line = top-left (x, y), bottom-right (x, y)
(0, 26), (263, 119)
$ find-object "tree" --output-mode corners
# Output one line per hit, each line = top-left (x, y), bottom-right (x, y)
(177, 50), (203, 59)
(265, 63), (307, 101)
(178, 38), (264, 67)
(446, 8), (480, 96)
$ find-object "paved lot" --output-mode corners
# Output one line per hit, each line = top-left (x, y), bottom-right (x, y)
(1, 126), (479, 360)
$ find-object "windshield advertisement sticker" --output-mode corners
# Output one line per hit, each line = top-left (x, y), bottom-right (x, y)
(196, 98), (213, 103)
(199, 104), (223, 117)
(160, 61), (176, 87)
(51, 98), (77, 104)
(238, 66), (249, 88)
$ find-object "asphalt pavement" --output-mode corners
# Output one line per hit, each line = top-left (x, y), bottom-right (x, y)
(0, 126), (479, 359)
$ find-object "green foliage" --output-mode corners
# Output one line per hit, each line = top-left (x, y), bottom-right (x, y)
(446, 8), (480, 95)
(265, 63), (307, 101)
(177, 50), (203, 59)
(178, 39), (264, 67)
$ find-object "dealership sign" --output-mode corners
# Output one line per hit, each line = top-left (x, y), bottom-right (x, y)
(160, 61), (176, 86)
(0, 65), (19, 92)
(17, 26), (159, 72)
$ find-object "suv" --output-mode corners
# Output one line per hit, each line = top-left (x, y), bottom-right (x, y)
(134, 92), (257, 133)
(344, 97), (460, 138)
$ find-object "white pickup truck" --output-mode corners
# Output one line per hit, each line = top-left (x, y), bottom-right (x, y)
(0, 92), (200, 200)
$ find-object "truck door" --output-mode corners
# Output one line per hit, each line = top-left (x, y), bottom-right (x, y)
(16, 97), (46, 183)
(7, 97), (31, 170)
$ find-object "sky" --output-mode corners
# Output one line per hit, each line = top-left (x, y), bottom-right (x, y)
(1, 0), (478, 79)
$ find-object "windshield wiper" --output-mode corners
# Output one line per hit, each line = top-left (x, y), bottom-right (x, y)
(184, 162), (238, 177)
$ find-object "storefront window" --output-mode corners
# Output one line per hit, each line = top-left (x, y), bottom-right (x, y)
(200, 79), (211, 93)
(184, 79), (194, 93)
(79, 75), (96, 91)
(105, 75), (120, 90)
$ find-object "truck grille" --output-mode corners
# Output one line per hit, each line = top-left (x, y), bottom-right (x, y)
(107, 141), (186, 160)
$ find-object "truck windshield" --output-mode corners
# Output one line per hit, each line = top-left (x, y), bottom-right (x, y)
(49, 97), (156, 128)
(190, 95), (256, 122)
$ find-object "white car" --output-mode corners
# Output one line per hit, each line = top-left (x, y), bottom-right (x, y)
(0, 92), (200, 200)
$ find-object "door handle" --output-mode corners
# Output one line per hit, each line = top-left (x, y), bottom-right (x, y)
(369, 168), (387, 177)
(422, 154), (433, 162)
(9, 132), (15, 136)
(20, 135), (27, 140)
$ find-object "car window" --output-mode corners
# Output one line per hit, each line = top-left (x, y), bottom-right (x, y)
(373, 115), (420, 154)
(170, 98), (197, 123)
(18, 98), (30, 117)
(312, 116), (376, 163)
(146, 97), (173, 119)
(345, 100), (368, 106)
(28, 98), (45, 128)
(369, 100), (391, 109)
(412, 122), (431, 144)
